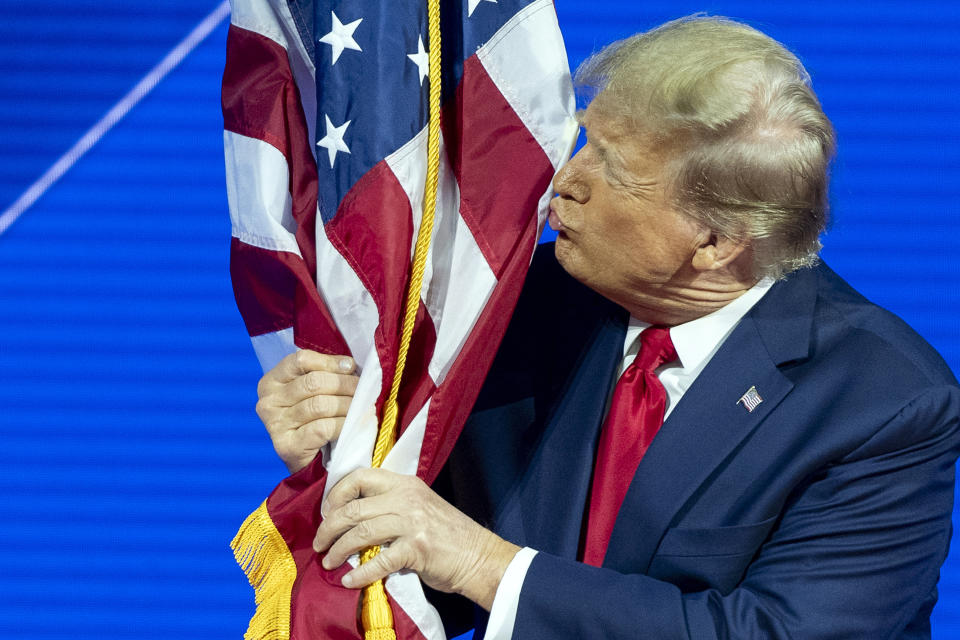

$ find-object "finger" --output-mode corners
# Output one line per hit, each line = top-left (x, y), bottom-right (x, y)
(277, 370), (359, 407)
(293, 416), (346, 450)
(322, 468), (401, 517)
(287, 393), (353, 425)
(320, 513), (407, 569)
(261, 350), (356, 390)
(340, 543), (415, 589)
(314, 490), (399, 552)
(273, 416), (344, 465)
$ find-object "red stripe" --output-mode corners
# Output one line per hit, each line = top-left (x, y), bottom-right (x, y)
(224, 25), (348, 354)
(443, 55), (556, 279)
(267, 460), (428, 640)
(419, 213), (538, 484)
(230, 239), (349, 353)
(222, 25), (319, 268)
(230, 238), (296, 337)
(265, 461), (351, 639)
(222, 25), (319, 274)
(419, 55), (554, 482)
(324, 160), (440, 428)
(397, 302), (439, 438)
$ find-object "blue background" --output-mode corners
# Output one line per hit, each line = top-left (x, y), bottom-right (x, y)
(0, 1), (957, 637)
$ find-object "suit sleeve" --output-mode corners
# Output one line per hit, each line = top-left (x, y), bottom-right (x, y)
(512, 386), (960, 639)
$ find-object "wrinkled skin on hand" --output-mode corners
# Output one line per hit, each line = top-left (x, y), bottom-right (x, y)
(255, 350), (359, 474)
(314, 467), (521, 611)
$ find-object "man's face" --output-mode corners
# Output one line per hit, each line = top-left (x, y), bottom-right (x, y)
(548, 98), (707, 321)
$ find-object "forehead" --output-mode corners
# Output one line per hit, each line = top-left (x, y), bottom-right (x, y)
(582, 99), (671, 171)
(580, 99), (622, 140)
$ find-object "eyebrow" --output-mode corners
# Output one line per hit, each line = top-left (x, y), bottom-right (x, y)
(578, 112), (637, 187)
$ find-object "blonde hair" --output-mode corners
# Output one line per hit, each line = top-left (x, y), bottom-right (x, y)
(576, 15), (836, 279)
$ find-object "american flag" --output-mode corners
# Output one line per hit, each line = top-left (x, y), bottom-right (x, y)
(222, 0), (575, 637)
(737, 386), (764, 413)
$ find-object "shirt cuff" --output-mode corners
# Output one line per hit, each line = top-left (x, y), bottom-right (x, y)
(482, 547), (538, 640)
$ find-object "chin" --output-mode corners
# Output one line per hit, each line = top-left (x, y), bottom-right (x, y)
(552, 236), (575, 273)
(554, 241), (596, 289)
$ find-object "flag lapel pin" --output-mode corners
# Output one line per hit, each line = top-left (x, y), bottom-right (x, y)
(737, 386), (763, 413)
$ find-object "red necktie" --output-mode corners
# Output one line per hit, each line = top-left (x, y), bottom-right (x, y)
(582, 325), (678, 567)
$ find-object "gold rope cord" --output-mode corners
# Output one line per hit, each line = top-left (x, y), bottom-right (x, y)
(360, 0), (443, 637)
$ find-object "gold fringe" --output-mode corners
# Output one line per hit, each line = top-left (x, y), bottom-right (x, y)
(231, 500), (296, 640)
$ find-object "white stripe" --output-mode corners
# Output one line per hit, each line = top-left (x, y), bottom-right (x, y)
(426, 210), (499, 384)
(224, 131), (302, 255)
(313, 211), (380, 362)
(385, 127), (499, 385)
(0, 1), (231, 236)
(229, 0), (288, 48)
(250, 327), (296, 373)
(383, 397), (430, 476)
(476, 0), (578, 171)
(230, 0), (318, 161)
(323, 347), (384, 496)
(385, 572), (446, 640)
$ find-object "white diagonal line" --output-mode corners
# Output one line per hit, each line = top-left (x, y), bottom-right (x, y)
(0, 1), (232, 236)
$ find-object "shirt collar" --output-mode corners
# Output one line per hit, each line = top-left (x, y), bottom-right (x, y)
(622, 277), (775, 372)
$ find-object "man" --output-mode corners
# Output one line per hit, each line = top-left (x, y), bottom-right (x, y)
(255, 16), (960, 638)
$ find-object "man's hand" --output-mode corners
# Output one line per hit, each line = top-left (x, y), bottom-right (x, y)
(314, 468), (521, 611)
(256, 350), (359, 474)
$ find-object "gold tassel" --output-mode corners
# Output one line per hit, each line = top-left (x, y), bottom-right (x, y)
(361, 566), (396, 640)
(231, 501), (297, 640)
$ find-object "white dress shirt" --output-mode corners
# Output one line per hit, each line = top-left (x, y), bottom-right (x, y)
(483, 277), (775, 640)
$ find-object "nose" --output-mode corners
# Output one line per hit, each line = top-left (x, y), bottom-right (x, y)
(553, 150), (589, 203)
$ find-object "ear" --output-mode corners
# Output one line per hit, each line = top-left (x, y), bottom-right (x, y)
(691, 233), (751, 272)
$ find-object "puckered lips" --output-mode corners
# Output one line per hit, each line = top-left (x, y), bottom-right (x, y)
(548, 203), (567, 233)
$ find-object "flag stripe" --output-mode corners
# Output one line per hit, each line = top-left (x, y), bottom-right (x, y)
(324, 160), (414, 376)
(386, 568), (443, 640)
(416, 0), (577, 482)
(224, 19), (350, 356)
(444, 56), (553, 279)
(229, 0), (319, 152)
(417, 210), (539, 484)
(230, 238), (299, 336)
(222, 24), (320, 272)
(476, 0), (577, 172)
(224, 131), (300, 255)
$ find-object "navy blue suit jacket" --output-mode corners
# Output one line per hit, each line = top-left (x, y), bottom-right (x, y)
(435, 243), (960, 639)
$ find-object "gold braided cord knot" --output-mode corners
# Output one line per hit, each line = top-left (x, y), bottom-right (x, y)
(361, 0), (443, 637)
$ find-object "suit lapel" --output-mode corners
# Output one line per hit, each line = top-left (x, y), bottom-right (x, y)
(505, 308), (626, 558)
(603, 267), (819, 572)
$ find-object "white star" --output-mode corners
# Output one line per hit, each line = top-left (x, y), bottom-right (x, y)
(407, 36), (430, 86)
(318, 11), (362, 65)
(316, 115), (352, 168)
(467, 0), (497, 17)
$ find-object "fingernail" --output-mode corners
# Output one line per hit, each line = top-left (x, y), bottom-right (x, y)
(342, 573), (354, 587)
(339, 358), (353, 372)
